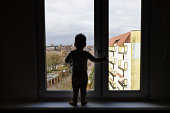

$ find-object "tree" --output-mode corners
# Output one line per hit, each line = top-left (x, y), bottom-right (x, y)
(88, 67), (94, 89)
(46, 51), (62, 72)
(50, 43), (55, 46)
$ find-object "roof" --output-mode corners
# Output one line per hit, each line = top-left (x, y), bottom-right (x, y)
(109, 32), (131, 46)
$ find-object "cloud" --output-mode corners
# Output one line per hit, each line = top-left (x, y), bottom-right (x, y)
(45, 0), (141, 45)
(109, 0), (141, 38)
(45, 0), (94, 46)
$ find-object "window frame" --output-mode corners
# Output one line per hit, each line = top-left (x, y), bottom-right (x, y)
(36, 0), (150, 100)
(102, 0), (150, 99)
(36, 0), (103, 99)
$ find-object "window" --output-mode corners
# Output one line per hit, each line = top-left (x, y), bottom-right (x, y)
(114, 46), (116, 52)
(114, 58), (117, 64)
(114, 71), (116, 76)
(118, 60), (121, 67)
(124, 62), (128, 70)
(108, 0), (141, 91)
(124, 45), (128, 52)
(118, 46), (122, 52)
(110, 56), (113, 62)
(45, 0), (94, 91)
(37, 0), (150, 99)
(111, 47), (113, 51)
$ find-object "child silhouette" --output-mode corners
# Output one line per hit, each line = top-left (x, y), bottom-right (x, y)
(65, 33), (107, 106)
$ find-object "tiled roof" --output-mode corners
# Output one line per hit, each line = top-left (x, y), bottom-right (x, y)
(109, 32), (131, 46)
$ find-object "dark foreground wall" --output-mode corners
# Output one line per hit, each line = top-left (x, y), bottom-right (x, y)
(1, 0), (37, 101)
(150, 0), (170, 100)
(0, 0), (170, 101)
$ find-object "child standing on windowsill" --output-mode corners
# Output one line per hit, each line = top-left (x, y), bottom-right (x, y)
(65, 33), (107, 106)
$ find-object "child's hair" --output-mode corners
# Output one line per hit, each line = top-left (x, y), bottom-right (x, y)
(75, 33), (86, 45)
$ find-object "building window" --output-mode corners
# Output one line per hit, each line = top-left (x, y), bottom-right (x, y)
(114, 46), (116, 52)
(118, 60), (121, 67)
(110, 56), (113, 62)
(118, 46), (122, 52)
(114, 71), (116, 76)
(124, 45), (128, 52)
(111, 47), (114, 51)
(124, 62), (128, 70)
(114, 58), (117, 64)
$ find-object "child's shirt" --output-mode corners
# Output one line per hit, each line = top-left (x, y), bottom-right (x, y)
(65, 50), (98, 71)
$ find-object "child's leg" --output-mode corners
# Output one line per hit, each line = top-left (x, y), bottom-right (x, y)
(72, 82), (79, 103)
(80, 80), (87, 103)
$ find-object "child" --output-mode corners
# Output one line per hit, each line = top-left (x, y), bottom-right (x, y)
(65, 33), (107, 106)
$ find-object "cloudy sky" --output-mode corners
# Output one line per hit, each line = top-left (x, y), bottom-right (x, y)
(45, 0), (141, 46)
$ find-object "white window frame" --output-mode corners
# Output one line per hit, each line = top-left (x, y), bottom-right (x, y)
(102, 0), (150, 98)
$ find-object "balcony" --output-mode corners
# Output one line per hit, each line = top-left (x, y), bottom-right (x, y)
(109, 78), (116, 89)
(109, 81), (116, 89)
(118, 79), (127, 88)
(118, 80), (127, 87)
(109, 71), (116, 77)
(118, 66), (127, 71)
(109, 50), (114, 52)
(109, 61), (114, 66)
(118, 51), (127, 54)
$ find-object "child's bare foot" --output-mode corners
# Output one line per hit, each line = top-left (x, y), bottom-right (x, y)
(81, 101), (87, 106)
(69, 101), (77, 106)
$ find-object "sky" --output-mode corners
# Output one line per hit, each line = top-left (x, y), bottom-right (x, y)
(45, 0), (141, 46)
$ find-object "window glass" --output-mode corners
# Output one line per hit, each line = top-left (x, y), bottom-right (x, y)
(118, 47), (121, 52)
(114, 58), (117, 64)
(118, 60), (121, 67)
(108, 0), (141, 90)
(45, 0), (94, 90)
(124, 62), (128, 70)
(124, 45), (128, 52)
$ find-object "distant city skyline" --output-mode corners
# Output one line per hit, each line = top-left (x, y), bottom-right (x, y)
(45, 0), (141, 46)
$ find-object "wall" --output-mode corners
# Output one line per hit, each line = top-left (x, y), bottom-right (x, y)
(131, 31), (140, 90)
(150, 0), (170, 101)
(1, 0), (37, 101)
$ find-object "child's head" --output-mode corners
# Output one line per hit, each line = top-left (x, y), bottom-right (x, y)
(74, 33), (86, 50)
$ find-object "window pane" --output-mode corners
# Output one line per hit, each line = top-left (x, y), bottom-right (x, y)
(108, 0), (141, 90)
(124, 62), (128, 70)
(45, 0), (94, 90)
(118, 60), (121, 67)
(124, 45), (128, 52)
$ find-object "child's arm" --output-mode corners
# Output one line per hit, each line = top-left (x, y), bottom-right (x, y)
(87, 52), (107, 62)
(65, 51), (72, 63)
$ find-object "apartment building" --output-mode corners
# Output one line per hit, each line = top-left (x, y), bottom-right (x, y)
(108, 30), (141, 90)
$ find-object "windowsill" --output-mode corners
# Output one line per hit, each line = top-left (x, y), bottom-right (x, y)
(0, 99), (170, 110)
